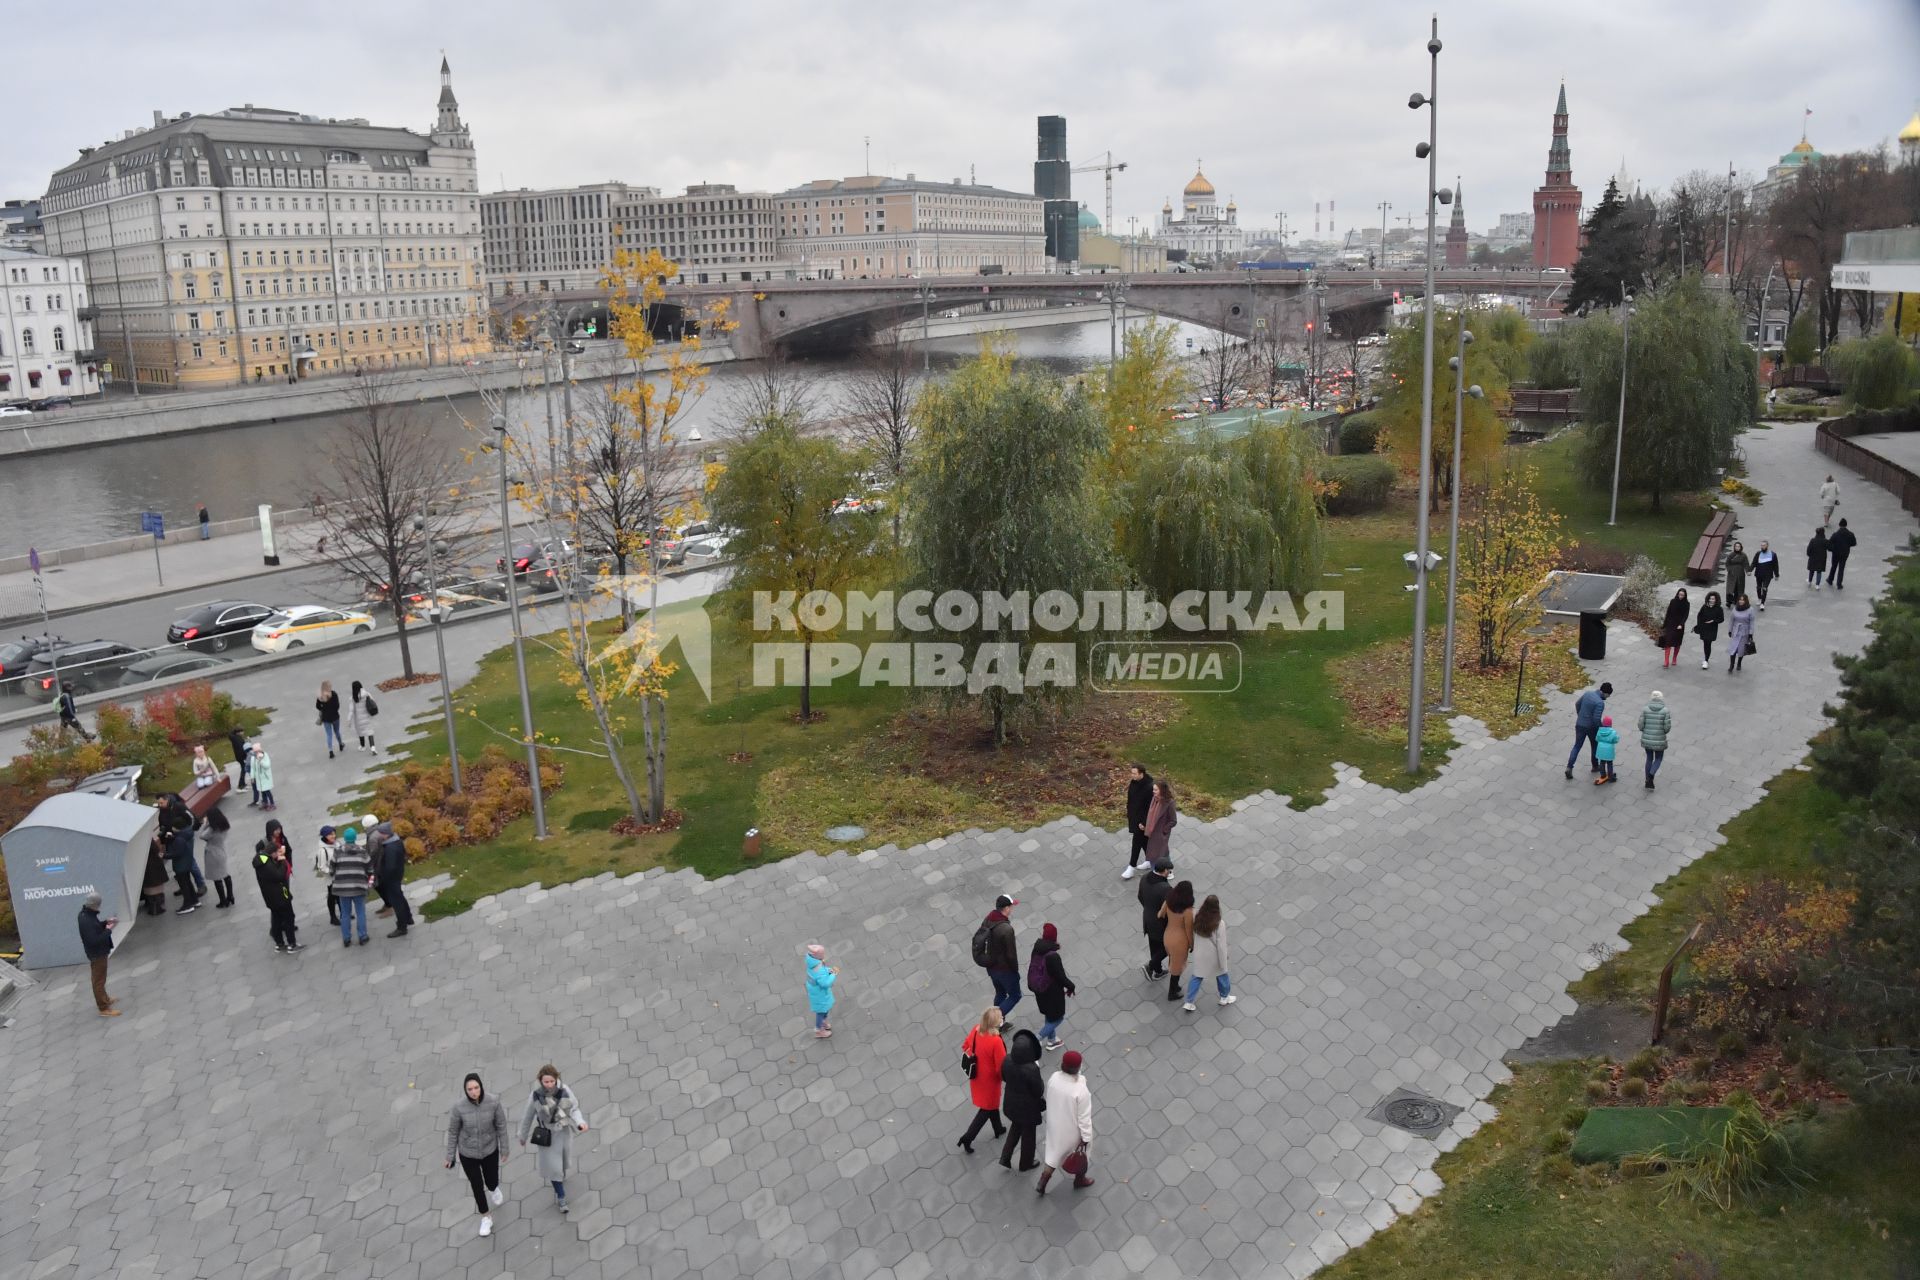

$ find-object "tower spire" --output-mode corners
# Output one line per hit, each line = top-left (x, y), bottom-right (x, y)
(434, 54), (465, 138)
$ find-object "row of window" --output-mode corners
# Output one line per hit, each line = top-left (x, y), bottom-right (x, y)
(6, 265), (69, 283)
(179, 193), (470, 215)
(2, 294), (75, 311)
(0, 327), (71, 355)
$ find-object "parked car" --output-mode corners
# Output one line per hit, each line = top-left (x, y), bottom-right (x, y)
(115, 652), (232, 688)
(0, 634), (69, 697)
(23, 640), (146, 700)
(167, 600), (278, 653)
(250, 605), (376, 653)
(679, 534), (731, 565)
(0, 405), (32, 420)
(70, 765), (144, 803)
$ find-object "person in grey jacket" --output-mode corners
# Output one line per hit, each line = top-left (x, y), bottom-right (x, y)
(329, 826), (373, 947)
(518, 1065), (589, 1215)
(1637, 691), (1673, 790)
(445, 1072), (510, 1237)
(1181, 895), (1237, 1013)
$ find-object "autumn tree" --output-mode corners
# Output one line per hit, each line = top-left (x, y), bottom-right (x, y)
(1192, 313), (1257, 418)
(1086, 321), (1190, 490)
(311, 371), (471, 680)
(1829, 333), (1920, 410)
(1375, 307), (1516, 507)
(1770, 148), (1902, 346)
(721, 347), (820, 439)
(1458, 463), (1564, 668)
(840, 327), (920, 547)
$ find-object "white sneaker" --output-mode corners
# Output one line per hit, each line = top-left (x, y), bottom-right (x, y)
(1182, 1002), (1196, 1012)
(478, 1215), (493, 1237)
(1701, 659), (1709, 669)
(1120, 866), (1135, 880)
(488, 1185), (504, 1208)
(1219, 995), (1237, 1006)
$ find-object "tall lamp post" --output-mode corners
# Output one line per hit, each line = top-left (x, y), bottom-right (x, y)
(492, 411), (548, 838)
(413, 512), (463, 794)
(1377, 201), (1392, 270)
(1437, 313), (1484, 712)
(1607, 286), (1634, 526)
(1404, 15), (1447, 775)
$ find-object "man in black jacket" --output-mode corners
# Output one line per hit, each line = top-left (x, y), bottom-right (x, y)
(1122, 764), (1153, 880)
(364, 814), (413, 937)
(1138, 857), (1174, 980)
(983, 894), (1022, 1017)
(1826, 518), (1857, 589)
(57, 683), (94, 743)
(253, 838), (302, 953)
(78, 894), (119, 1016)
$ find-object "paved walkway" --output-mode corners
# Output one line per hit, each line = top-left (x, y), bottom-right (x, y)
(0, 421), (1909, 1280)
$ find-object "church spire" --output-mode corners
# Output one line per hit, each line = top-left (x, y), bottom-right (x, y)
(1545, 82), (1571, 182)
(1449, 180), (1466, 230)
(434, 53), (465, 139)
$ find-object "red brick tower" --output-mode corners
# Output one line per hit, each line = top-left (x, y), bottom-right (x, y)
(1531, 83), (1582, 270)
(1444, 180), (1469, 267)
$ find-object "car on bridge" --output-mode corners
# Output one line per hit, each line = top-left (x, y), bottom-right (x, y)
(251, 605), (376, 653)
(0, 633), (69, 698)
(168, 600), (280, 653)
(23, 640), (146, 700)
(114, 652), (233, 688)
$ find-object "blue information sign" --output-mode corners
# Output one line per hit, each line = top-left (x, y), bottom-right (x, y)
(140, 511), (164, 537)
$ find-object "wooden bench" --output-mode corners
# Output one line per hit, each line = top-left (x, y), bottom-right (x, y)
(1686, 511), (1737, 585)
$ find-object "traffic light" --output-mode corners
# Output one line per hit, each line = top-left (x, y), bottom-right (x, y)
(584, 318), (598, 338)
(1305, 322), (1315, 334)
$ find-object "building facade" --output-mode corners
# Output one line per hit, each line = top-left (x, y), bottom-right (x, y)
(1, 201), (44, 255)
(614, 184), (787, 285)
(482, 182), (643, 297)
(39, 59), (486, 389)
(1156, 165), (1246, 263)
(1, 247), (101, 404)
(1531, 85), (1582, 270)
(775, 175), (1046, 279)
(1751, 132), (1822, 212)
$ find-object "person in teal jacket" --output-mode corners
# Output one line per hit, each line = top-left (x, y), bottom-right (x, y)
(804, 943), (837, 1039)
(1593, 715), (1618, 786)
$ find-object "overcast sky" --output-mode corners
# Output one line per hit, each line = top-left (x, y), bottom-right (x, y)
(9, 0), (1917, 243)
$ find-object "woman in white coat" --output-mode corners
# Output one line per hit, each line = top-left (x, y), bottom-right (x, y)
(517, 1064), (588, 1216)
(346, 679), (378, 753)
(1036, 1050), (1094, 1194)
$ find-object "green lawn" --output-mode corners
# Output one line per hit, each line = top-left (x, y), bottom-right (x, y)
(1522, 428), (1720, 579)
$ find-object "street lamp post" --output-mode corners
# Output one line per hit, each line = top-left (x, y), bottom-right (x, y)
(414, 512), (463, 794)
(1608, 286), (1634, 526)
(1404, 16), (1445, 775)
(492, 411), (548, 838)
(1378, 201), (1392, 270)
(1722, 161), (1736, 292)
(1437, 313), (1484, 712)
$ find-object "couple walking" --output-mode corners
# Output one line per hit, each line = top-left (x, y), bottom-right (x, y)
(445, 1067), (589, 1236)
(1137, 857), (1235, 1011)
(973, 898), (1079, 1048)
(954, 1008), (1095, 1193)
(1121, 764), (1177, 880)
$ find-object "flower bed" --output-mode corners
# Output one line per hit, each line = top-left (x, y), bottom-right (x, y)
(362, 744), (565, 861)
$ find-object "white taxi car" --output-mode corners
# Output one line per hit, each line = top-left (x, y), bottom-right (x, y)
(251, 605), (375, 653)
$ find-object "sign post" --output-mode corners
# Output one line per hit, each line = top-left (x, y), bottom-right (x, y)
(29, 545), (58, 689)
(138, 511), (165, 586)
(259, 504), (280, 567)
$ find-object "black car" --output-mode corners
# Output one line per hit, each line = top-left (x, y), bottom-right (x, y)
(497, 542), (564, 593)
(167, 600), (277, 653)
(115, 652), (232, 688)
(0, 634), (68, 698)
(23, 640), (145, 701)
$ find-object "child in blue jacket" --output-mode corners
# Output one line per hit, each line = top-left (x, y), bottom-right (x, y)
(804, 943), (837, 1039)
(1594, 715), (1619, 785)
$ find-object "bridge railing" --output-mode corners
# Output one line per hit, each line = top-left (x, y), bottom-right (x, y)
(1816, 407), (1920, 518)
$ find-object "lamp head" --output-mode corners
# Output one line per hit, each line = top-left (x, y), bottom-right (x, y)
(1408, 93), (1427, 110)
(1462, 330), (1475, 345)
(1468, 385), (1485, 399)
(1428, 36), (1442, 54)
(1437, 187), (1453, 205)
(1447, 355), (1461, 371)
(1415, 141), (1432, 160)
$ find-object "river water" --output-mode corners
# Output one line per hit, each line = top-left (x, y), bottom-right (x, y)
(0, 316), (1218, 552)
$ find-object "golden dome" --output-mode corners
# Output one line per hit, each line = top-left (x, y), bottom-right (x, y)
(1789, 138), (1815, 155)
(1901, 110), (1920, 142)
(1184, 164), (1215, 197)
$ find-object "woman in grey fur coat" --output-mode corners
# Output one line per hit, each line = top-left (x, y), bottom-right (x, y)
(518, 1065), (588, 1215)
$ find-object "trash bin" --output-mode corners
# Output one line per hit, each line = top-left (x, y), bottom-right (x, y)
(1578, 609), (1608, 660)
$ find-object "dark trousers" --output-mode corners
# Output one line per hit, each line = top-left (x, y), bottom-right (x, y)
(212, 876), (234, 906)
(960, 1107), (1005, 1146)
(326, 890), (339, 925)
(1756, 573), (1772, 603)
(379, 880), (414, 928)
(1127, 829), (1148, 867)
(1145, 923), (1168, 976)
(1828, 552), (1849, 587)
(1645, 749), (1665, 780)
(459, 1150), (500, 1214)
(89, 955), (111, 1011)
(1699, 635), (1715, 661)
(173, 863), (200, 907)
(267, 902), (297, 949)
(989, 969), (1022, 1017)
(1566, 725), (1599, 771)
(1001, 1121), (1039, 1169)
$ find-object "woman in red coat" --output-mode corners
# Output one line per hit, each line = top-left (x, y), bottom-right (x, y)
(956, 1007), (1008, 1153)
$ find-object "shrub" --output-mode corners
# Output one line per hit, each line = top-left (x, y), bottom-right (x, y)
(1654, 1094), (1804, 1210)
(1829, 332), (1920, 410)
(1679, 878), (1855, 1039)
(1562, 1106), (1589, 1131)
(1338, 410), (1381, 455)
(1620, 1077), (1650, 1100)
(1320, 455), (1396, 515)
(1618, 554), (1668, 624)
(1539, 1152), (1577, 1182)
(1625, 1049), (1662, 1080)
(1585, 1079), (1611, 1101)
(1716, 1031), (1747, 1059)
(1544, 1129), (1573, 1155)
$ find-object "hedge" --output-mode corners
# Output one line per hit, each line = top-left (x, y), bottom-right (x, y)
(1321, 454), (1396, 515)
(1338, 411), (1381, 455)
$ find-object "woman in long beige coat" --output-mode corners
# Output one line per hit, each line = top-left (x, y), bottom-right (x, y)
(1157, 880), (1195, 1004)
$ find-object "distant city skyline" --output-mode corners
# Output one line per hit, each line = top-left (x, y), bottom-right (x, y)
(7, 0), (1916, 248)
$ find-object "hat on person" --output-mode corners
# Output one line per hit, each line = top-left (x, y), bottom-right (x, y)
(1042, 923), (1058, 943)
(1601, 716), (1612, 728)
(995, 894), (1018, 910)
(362, 813), (379, 830)
(1599, 682), (1614, 696)
(319, 825), (336, 839)
(1152, 857), (1173, 874)
(1061, 1051), (1083, 1074)
(1650, 690), (1664, 701)
(805, 943), (826, 959)
(342, 826), (359, 844)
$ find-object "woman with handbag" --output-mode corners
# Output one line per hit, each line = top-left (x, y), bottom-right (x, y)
(518, 1065), (588, 1216)
(1725, 593), (1756, 674)
(1691, 591), (1724, 670)
(1036, 1050), (1094, 1194)
(1158, 880), (1196, 1004)
(956, 1007), (1008, 1153)
(347, 679), (379, 754)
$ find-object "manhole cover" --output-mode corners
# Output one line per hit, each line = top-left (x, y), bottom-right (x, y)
(1366, 1087), (1463, 1138)
(824, 825), (867, 843)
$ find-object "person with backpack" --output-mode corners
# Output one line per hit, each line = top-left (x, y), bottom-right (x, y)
(57, 681), (94, 743)
(804, 943), (836, 1038)
(347, 679), (379, 753)
(1121, 764), (1153, 879)
(956, 1007), (1008, 1153)
(973, 894), (1022, 1017)
(1027, 923), (1077, 1051)
(1137, 857), (1174, 981)
(998, 1026), (1046, 1171)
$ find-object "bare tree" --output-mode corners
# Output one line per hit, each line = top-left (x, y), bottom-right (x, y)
(839, 327), (920, 546)
(1194, 309), (1257, 417)
(721, 346), (819, 438)
(312, 372), (472, 680)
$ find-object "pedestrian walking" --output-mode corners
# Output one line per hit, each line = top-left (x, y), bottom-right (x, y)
(316, 681), (344, 758)
(228, 725), (251, 793)
(190, 745), (220, 790)
(203, 806), (235, 908)
(1658, 588), (1690, 668)
(1726, 593), (1756, 674)
(1182, 895), (1237, 1012)
(197, 503), (210, 541)
(1818, 474), (1841, 525)
(1724, 541), (1749, 606)
(330, 825), (373, 947)
(999, 1026), (1046, 1170)
(1036, 1051), (1094, 1194)
(1827, 518), (1856, 589)
(518, 1066), (588, 1216)
(1594, 716), (1619, 786)
(1159, 880), (1196, 1003)
(78, 893), (119, 1017)
(1692, 592), (1724, 670)
(57, 682), (94, 743)
(804, 943), (836, 1038)
(365, 814), (413, 936)
(1137, 857), (1174, 980)
(347, 680), (379, 753)
(1121, 763), (1153, 879)
(253, 819), (301, 953)
(1564, 682), (1612, 780)
(166, 819), (202, 914)
(1751, 542), (1780, 610)
(316, 825), (341, 926)
(1806, 526), (1830, 590)
(1638, 690), (1672, 789)
(957, 1007), (1009, 1152)
(974, 893), (1022, 1017)
(445, 1073), (509, 1238)
(1144, 779), (1178, 861)
(1028, 923), (1077, 1049)
(251, 743), (276, 810)
(140, 833), (169, 917)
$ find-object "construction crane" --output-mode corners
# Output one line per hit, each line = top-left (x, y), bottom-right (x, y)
(1071, 152), (1128, 236)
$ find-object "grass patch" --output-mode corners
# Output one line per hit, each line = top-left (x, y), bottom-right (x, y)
(1520, 429), (1719, 580)
(1320, 1062), (1920, 1279)
(1330, 624), (1587, 747)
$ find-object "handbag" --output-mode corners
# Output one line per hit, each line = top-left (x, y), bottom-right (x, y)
(531, 1091), (557, 1146)
(961, 1030), (979, 1081)
(1061, 1144), (1089, 1177)
(1744, 635), (1757, 656)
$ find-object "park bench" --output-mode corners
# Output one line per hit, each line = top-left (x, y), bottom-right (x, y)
(1685, 510), (1737, 585)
